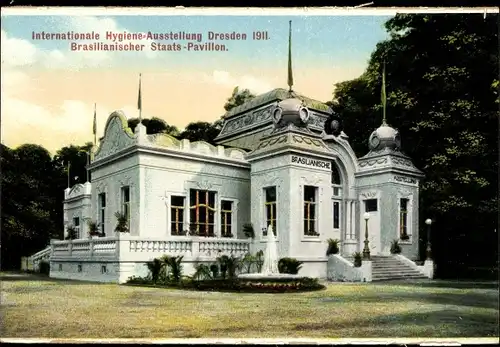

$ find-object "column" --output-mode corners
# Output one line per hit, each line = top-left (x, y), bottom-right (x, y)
(345, 199), (351, 240)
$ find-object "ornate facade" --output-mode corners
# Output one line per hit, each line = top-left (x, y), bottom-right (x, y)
(43, 87), (425, 283)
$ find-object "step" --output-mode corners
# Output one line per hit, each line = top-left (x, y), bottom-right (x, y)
(372, 276), (427, 281)
(373, 274), (425, 279)
(372, 269), (423, 275)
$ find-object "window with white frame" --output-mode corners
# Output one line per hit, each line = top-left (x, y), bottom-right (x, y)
(220, 200), (234, 238)
(331, 160), (342, 197)
(304, 186), (319, 236)
(73, 217), (80, 239)
(365, 199), (378, 212)
(170, 196), (186, 235)
(189, 189), (216, 237)
(121, 186), (130, 227)
(264, 187), (277, 236)
(333, 200), (341, 229)
(98, 193), (106, 236)
(399, 198), (410, 241)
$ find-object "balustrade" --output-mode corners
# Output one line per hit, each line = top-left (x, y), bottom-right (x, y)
(48, 236), (250, 261)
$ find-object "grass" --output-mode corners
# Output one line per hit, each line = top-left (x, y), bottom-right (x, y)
(1, 272), (498, 339)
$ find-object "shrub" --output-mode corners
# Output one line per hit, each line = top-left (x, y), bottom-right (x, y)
(164, 255), (184, 283)
(353, 252), (362, 267)
(240, 253), (254, 274)
(278, 257), (303, 274)
(255, 250), (264, 273)
(65, 226), (77, 240)
(145, 258), (164, 284)
(114, 211), (130, 233)
(39, 260), (50, 275)
(210, 264), (219, 278)
(217, 255), (229, 279)
(87, 219), (101, 237)
(242, 223), (255, 239)
(192, 264), (212, 281)
(326, 238), (340, 255)
(390, 239), (402, 254)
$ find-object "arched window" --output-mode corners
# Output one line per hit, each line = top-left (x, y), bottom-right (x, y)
(331, 160), (342, 186)
(331, 160), (343, 230)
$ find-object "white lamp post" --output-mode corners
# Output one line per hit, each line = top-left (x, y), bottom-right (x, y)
(425, 218), (433, 260)
(363, 212), (371, 260)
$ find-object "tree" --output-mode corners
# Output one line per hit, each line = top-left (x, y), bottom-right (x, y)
(178, 121), (222, 145)
(331, 13), (498, 276)
(1, 144), (61, 269)
(224, 87), (256, 112)
(127, 117), (180, 136)
(53, 142), (93, 187)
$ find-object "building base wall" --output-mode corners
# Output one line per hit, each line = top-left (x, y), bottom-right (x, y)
(50, 261), (120, 283)
(49, 258), (329, 283)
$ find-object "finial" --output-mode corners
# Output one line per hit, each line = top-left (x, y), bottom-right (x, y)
(287, 20), (294, 93)
(137, 73), (142, 123)
(93, 103), (97, 146)
(381, 60), (387, 125)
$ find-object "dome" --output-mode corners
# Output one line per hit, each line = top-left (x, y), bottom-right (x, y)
(368, 123), (401, 151)
(323, 113), (343, 136)
(272, 97), (310, 128)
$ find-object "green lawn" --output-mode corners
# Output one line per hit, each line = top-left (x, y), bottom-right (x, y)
(1, 273), (498, 339)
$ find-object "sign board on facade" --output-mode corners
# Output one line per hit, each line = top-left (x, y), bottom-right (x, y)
(291, 155), (331, 170)
(394, 175), (417, 184)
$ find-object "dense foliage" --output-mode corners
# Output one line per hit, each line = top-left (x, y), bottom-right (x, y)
(128, 252), (324, 293)
(330, 14), (498, 277)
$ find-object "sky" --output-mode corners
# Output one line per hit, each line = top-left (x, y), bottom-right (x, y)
(1, 9), (392, 153)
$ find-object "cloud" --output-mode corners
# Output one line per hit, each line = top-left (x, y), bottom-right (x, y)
(1, 30), (38, 67)
(207, 70), (273, 95)
(1, 16), (158, 71)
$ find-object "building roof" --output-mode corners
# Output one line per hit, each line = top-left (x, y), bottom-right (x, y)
(222, 88), (332, 119)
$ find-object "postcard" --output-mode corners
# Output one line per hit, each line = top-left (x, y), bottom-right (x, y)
(1, 6), (498, 343)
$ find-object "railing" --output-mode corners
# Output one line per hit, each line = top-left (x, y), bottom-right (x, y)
(49, 235), (251, 262)
(27, 246), (51, 271)
(51, 237), (118, 258)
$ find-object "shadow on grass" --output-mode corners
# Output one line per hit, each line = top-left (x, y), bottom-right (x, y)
(292, 309), (499, 337)
(0, 272), (108, 285)
(372, 279), (499, 290)
(319, 284), (498, 310)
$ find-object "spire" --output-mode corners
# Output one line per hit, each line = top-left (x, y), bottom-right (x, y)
(137, 73), (142, 123)
(92, 103), (97, 147)
(287, 20), (294, 92)
(381, 60), (387, 125)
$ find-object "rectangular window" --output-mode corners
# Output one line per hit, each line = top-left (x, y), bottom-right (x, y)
(77, 264), (82, 272)
(189, 189), (216, 237)
(98, 193), (106, 235)
(333, 201), (340, 229)
(58, 264), (62, 271)
(170, 196), (186, 235)
(121, 186), (130, 227)
(101, 265), (107, 274)
(303, 186), (319, 236)
(220, 200), (234, 238)
(73, 217), (80, 239)
(400, 198), (409, 239)
(264, 187), (277, 236)
(365, 199), (378, 212)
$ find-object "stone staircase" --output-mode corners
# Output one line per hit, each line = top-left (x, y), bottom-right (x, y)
(371, 255), (427, 281)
